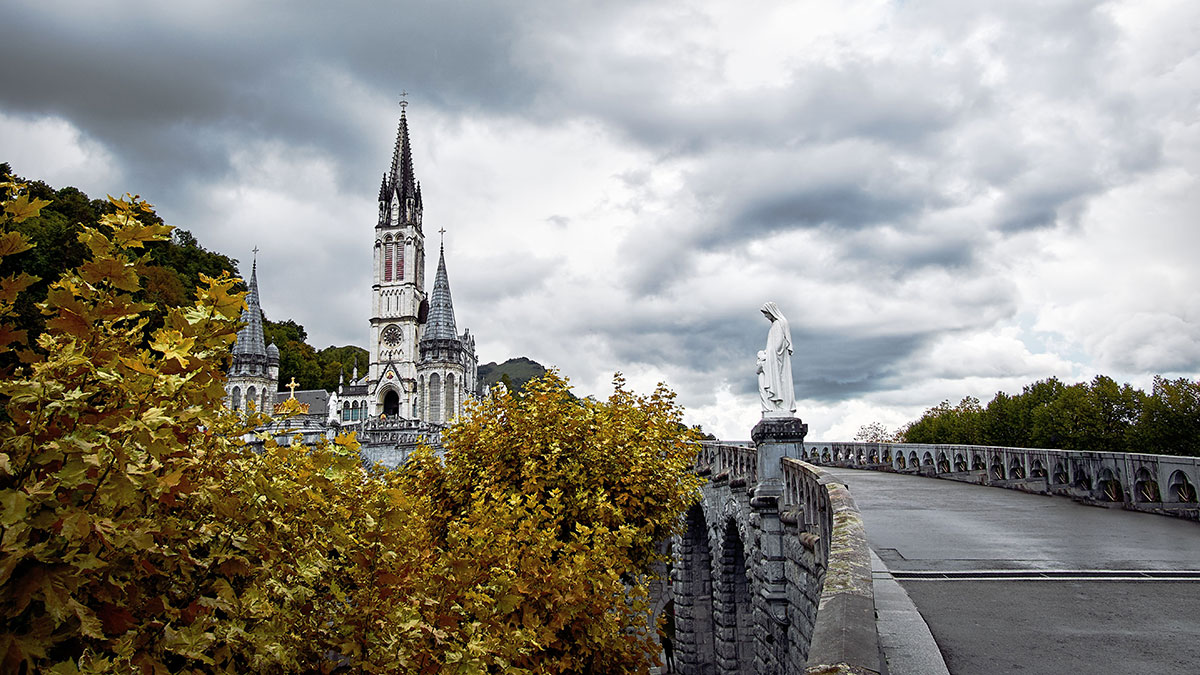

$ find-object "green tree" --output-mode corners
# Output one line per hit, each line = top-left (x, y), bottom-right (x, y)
(1131, 376), (1200, 456)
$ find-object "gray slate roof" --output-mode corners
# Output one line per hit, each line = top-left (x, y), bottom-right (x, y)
(423, 244), (458, 340)
(233, 261), (267, 356)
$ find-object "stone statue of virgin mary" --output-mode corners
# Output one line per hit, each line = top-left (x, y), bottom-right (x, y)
(757, 301), (795, 418)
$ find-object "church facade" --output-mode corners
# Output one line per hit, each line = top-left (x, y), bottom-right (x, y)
(226, 106), (478, 434)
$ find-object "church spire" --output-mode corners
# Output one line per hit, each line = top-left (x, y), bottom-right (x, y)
(424, 235), (459, 341)
(389, 107), (417, 212)
(233, 252), (268, 356)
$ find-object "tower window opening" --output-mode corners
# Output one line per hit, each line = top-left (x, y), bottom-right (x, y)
(384, 243), (393, 282)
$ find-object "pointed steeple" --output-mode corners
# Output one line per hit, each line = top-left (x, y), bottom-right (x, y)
(424, 239), (459, 341)
(389, 108), (417, 211)
(233, 255), (268, 356)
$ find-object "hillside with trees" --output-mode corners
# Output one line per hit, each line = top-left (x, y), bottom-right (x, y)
(885, 375), (1200, 456)
(478, 356), (549, 394)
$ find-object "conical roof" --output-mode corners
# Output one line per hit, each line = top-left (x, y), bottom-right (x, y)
(233, 259), (268, 356)
(424, 243), (458, 340)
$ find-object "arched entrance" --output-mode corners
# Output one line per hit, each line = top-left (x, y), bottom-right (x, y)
(383, 389), (399, 417)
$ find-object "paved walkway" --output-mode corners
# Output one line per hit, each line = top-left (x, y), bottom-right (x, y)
(827, 468), (1200, 675)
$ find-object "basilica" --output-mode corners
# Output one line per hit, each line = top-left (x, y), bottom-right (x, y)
(223, 106), (479, 451)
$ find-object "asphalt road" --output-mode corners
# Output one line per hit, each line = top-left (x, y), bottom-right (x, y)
(826, 468), (1200, 675)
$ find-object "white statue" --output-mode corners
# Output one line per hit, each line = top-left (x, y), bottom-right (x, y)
(758, 301), (795, 417)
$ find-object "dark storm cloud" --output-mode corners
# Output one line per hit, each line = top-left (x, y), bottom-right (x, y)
(0, 1), (542, 200)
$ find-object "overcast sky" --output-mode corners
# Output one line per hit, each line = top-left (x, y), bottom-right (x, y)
(2, 0), (1197, 440)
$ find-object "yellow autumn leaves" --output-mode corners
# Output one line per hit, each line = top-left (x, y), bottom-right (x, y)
(0, 179), (701, 674)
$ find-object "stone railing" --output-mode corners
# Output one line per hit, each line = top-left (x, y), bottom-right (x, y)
(799, 441), (1200, 520)
(680, 441), (880, 674)
(781, 458), (880, 675)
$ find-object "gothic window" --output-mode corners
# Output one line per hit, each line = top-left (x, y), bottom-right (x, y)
(342, 401), (350, 422)
(384, 243), (393, 282)
(418, 376), (424, 420)
(247, 387), (257, 412)
(445, 373), (456, 420)
(231, 387), (241, 410)
(396, 243), (404, 281)
(430, 373), (442, 423)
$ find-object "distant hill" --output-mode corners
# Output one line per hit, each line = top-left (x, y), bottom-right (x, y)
(478, 357), (548, 394)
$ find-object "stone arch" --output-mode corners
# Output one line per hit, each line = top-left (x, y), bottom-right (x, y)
(882, 448), (892, 463)
(1169, 470), (1197, 503)
(716, 518), (754, 674)
(231, 386), (241, 410)
(990, 454), (1006, 481)
(1098, 467), (1123, 502)
(247, 386), (257, 412)
(1073, 464), (1092, 491)
(954, 453), (967, 472)
(1009, 456), (1025, 480)
(445, 372), (456, 420)
(908, 451), (920, 469)
(894, 453), (906, 470)
(921, 451), (934, 467)
(429, 373), (442, 423)
(1030, 459), (1047, 479)
(1053, 461), (1069, 485)
(972, 453), (985, 471)
(821, 449), (831, 464)
(382, 388), (400, 417)
(1135, 467), (1161, 503)
(674, 504), (716, 673)
(937, 451), (951, 473)
(869, 449), (879, 463)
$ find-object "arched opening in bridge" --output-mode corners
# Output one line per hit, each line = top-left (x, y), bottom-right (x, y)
(869, 450), (879, 463)
(972, 454), (985, 471)
(821, 449), (831, 463)
(882, 448), (892, 463)
(1098, 468), (1123, 502)
(937, 452), (951, 473)
(718, 520), (754, 674)
(676, 505), (716, 671)
(990, 455), (1006, 481)
(1031, 459), (1047, 479)
(895, 454), (906, 470)
(908, 451), (920, 469)
(1135, 468), (1161, 503)
(383, 389), (399, 417)
(1073, 465), (1092, 491)
(954, 453), (967, 472)
(921, 451), (933, 467)
(1169, 471), (1197, 503)
(1053, 462), (1069, 485)
(1009, 457), (1025, 480)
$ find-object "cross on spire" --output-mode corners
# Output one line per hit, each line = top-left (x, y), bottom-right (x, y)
(438, 227), (446, 249)
(399, 90), (409, 111)
(251, 246), (259, 269)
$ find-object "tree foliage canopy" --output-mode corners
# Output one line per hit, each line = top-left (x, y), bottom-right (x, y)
(898, 375), (1200, 456)
(0, 179), (700, 673)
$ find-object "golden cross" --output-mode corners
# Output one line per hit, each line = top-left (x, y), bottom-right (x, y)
(286, 377), (299, 399)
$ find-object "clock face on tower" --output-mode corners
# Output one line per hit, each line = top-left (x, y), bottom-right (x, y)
(382, 324), (402, 348)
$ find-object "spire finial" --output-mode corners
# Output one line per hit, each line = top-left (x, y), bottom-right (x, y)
(399, 90), (409, 112)
(438, 227), (446, 250)
(252, 245), (260, 270)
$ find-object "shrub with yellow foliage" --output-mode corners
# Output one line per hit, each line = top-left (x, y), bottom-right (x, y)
(0, 180), (701, 674)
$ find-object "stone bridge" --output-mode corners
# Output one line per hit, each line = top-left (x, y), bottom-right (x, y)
(672, 436), (1200, 674)
(672, 431), (883, 674)
(797, 441), (1200, 518)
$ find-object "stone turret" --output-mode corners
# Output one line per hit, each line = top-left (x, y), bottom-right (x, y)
(416, 239), (476, 424)
(226, 255), (279, 413)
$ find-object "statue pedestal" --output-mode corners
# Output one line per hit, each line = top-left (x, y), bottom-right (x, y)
(750, 415), (808, 630)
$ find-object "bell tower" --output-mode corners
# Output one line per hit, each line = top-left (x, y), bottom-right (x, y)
(368, 96), (426, 417)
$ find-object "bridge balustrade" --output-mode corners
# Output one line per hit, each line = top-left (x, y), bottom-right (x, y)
(798, 440), (1200, 519)
(676, 442), (881, 674)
